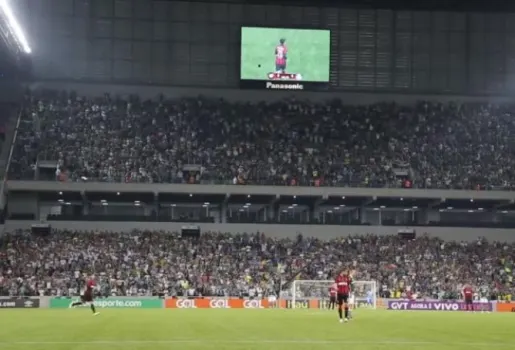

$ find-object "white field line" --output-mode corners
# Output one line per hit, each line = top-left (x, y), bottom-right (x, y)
(0, 340), (513, 346)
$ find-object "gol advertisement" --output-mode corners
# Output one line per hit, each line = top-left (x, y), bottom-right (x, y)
(496, 303), (515, 312)
(165, 298), (270, 309)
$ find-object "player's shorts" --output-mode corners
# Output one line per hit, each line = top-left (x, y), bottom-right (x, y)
(329, 295), (336, 303)
(465, 297), (473, 305)
(337, 293), (349, 304)
(81, 292), (93, 303)
(268, 296), (277, 303)
(275, 63), (286, 71)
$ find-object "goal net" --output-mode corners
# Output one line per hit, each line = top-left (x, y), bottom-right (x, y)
(291, 280), (377, 309)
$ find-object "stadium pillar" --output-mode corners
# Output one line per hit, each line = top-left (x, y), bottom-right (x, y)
(309, 196), (324, 224)
(153, 192), (159, 221)
(359, 206), (366, 224)
(81, 191), (88, 216)
(267, 195), (279, 221)
(220, 201), (227, 223)
(418, 208), (429, 225)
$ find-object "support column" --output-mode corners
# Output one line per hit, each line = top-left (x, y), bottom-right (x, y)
(153, 192), (159, 220)
(268, 195), (280, 221)
(310, 195), (326, 224)
(221, 202), (227, 224)
(81, 191), (88, 216)
(359, 207), (366, 224)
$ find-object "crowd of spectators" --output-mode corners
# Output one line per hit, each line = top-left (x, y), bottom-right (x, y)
(0, 230), (513, 301)
(9, 91), (515, 190)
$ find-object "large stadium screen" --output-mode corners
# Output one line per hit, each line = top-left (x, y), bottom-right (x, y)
(240, 27), (331, 91)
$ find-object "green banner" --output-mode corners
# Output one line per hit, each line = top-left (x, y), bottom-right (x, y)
(49, 298), (162, 309)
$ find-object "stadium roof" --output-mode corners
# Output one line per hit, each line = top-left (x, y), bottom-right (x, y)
(185, 0), (515, 12)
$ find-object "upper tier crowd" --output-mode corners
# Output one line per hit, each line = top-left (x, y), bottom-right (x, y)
(0, 230), (513, 300)
(8, 91), (515, 190)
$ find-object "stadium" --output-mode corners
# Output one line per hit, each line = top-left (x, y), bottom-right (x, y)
(0, 0), (514, 349)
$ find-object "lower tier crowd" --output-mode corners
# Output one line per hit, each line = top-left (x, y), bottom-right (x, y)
(0, 230), (513, 300)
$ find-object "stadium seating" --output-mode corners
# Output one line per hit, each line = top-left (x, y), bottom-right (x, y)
(0, 230), (512, 299)
(8, 91), (515, 190)
(3, 92), (515, 299)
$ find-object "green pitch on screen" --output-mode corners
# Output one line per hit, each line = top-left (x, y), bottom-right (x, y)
(240, 27), (330, 82)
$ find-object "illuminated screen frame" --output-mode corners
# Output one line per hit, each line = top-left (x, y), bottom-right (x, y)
(239, 26), (331, 91)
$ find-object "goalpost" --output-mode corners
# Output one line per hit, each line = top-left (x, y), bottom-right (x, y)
(291, 280), (377, 309)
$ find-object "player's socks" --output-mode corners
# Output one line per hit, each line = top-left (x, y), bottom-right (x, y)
(344, 307), (349, 318)
(71, 301), (83, 307)
(338, 307), (343, 320)
(90, 304), (97, 314)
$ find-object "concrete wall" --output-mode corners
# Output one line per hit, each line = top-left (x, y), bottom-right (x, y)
(5, 220), (515, 242)
(30, 81), (515, 104)
(0, 82), (22, 102)
(7, 192), (38, 217)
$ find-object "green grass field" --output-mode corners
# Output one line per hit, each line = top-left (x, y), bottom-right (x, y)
(0, 309), (513, 350)
(240, 27), (330, 82)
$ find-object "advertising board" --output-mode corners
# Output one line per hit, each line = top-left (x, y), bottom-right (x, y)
(496, 303), (515, 312)
(50, 298), (162, 309)
(165, 298), (269, 309)
(387, 300), (494, 312)
(165, 298), (382, 309)
(0, 298), (39, 308)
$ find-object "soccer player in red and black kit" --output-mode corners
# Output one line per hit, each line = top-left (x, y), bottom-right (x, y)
(328, 283), (337, 310)
(335, 270), (352, 323)
(462, 284), (474, 312)
(70, 277), (100, 315)
(275, 38), (287, 73)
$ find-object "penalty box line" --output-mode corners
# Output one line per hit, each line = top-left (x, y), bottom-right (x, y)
(0, 340), (514, 346)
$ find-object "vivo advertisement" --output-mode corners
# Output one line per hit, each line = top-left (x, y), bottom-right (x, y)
(387, 300), (494, 312)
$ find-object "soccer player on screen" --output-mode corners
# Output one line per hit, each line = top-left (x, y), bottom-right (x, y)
(275, 38), (288, 73)
(462, 284), (474, 312)
(70, 276), (100, 315)
(335, 269), (352, 323)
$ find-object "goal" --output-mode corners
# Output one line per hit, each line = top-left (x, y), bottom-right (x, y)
(291, 280), (377, 309)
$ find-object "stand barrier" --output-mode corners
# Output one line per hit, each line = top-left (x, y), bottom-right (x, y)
(1, 297), (513, 312)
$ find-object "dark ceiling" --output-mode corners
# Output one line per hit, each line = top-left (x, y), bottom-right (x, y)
(178, 0), (514, 13)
